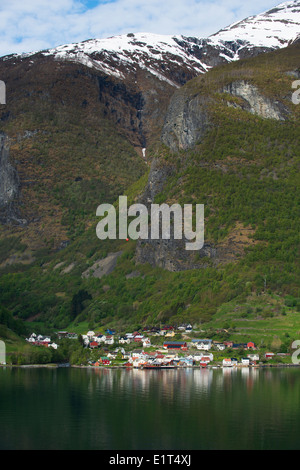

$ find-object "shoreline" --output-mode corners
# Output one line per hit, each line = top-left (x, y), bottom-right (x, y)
(1, 363), (300, 370)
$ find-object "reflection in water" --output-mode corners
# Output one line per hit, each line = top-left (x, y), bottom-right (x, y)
(0, 367), (299, 450)
(88, 367), (261, 402)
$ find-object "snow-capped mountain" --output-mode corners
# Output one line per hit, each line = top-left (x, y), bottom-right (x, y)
(6, 0), (299, 88)
(207, 0), (300, 67)
(0, 0), (299, 257)
(37, 34), (210, 87)
(210, 0), (300, 49)
(0, 1), (299, 151)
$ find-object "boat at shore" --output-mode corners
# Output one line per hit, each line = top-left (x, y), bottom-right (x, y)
(141, 363), (176, 369)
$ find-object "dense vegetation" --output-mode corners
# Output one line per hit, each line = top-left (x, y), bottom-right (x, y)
(0, 43), (299, 358)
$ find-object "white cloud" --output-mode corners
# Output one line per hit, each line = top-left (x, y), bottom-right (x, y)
(0, 0), (281, 57)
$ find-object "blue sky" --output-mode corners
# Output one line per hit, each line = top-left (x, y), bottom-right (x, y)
(0, 0), (280, 57)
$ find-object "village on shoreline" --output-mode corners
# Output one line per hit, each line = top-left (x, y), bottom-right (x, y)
(19, 322), (298, 369)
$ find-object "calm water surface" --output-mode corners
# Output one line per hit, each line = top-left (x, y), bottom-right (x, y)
(0, 366), (300, 450)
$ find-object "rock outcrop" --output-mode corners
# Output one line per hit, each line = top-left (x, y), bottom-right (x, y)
(135, 237), (217, 272)
(161, 90), (211, 151)
(161, 78), (290, 154)
(82, 251), (123, 279)
(138, 158), (175, 206)
(222, 81), (290, 120)
(0, 132), (22, 224)
(135, 158), (218, 272)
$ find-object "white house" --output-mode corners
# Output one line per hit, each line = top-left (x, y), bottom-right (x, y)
(223, 358), (232, 367)
(241, 358), (250, 366)
(196, 340), (212, 351)
(107, 352), (117, 359)
(265, 352), (275, 360)
(26, 334), (36, 343)
(96, 335), (105, 344)
(214, 342), (226, 351)
(177, 326), (186, 331)
(36, 335), (51, 343)
(114, 347), (126, 355)
(143, 338), (151, 348)
(82, 335), (90, 346)
(86, 331), (95, 339)
(132, 358), (146, 368)
(194, 352), (214, 361)
(125, 333), (135, 340)
(119, 336), (130, 344)
(248, 353), (259, 362)
(26, 333), (52, 345)
(130, 351), (145, 361)
(105, 335), (114, 345)
(193, 353), (204, 361)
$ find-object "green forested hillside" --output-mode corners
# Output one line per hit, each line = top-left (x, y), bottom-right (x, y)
(0, 43), (299, 352)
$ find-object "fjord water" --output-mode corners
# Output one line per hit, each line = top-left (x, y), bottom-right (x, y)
(0, 367), (300, 450)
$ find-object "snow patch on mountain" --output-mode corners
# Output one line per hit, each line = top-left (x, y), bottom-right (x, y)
(3, 1), (300, 85)
(41, 33), (210, 83)
(210, 0), (300, 49)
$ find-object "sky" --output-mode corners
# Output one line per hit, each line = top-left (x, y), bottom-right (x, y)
(0, 0), (281, 57)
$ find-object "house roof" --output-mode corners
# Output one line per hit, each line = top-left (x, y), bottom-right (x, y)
(192, 339), (212, 343)
(163, 341), (186, 345)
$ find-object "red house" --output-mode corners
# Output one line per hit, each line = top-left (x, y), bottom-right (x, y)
(97, 357), (110, 365)
(33, 341), (50, 347)
(265, 352), (275, 359)
(134, 335), (144, 342)
(163, 341), (187, 350)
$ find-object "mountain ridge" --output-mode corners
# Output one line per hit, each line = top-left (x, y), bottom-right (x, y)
(2, 0), (299, 86)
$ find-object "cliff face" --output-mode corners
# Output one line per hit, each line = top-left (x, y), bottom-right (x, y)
(135, 158), (218, 272)
(135, 237), (217, 272)
(96, 68), (176, 149)
(134, 44), (299, 272)
(221, 81), (290, 120)
(0, 56), (148, 250)
(161, 78), (291, 153)
(161, 91), (211, 151)
(0, 133), (21, 224)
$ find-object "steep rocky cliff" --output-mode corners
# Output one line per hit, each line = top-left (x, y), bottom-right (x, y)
(134, 41), (299, 271)
(135, 158), (218, 271)
(221, 81), (290, 120)
(161, 91), (211, 151)
(0, 132), (21, 224)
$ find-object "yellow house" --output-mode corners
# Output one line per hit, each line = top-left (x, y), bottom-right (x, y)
(165, 331), (175, 338)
